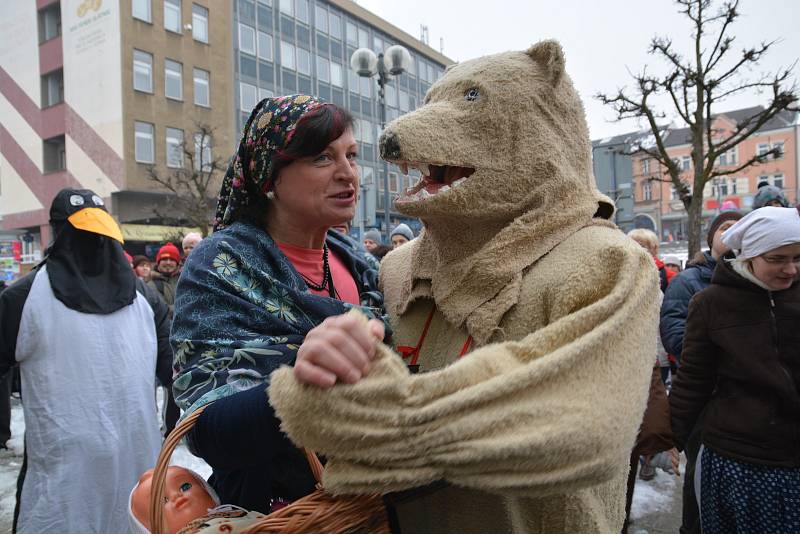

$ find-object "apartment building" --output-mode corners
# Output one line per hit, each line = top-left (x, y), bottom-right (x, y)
(0, 0), (234, 260)
(231, 0), (452, 234)
(632, 107), (797, 240)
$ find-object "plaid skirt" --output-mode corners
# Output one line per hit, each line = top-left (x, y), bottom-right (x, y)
(699, 446), (800, 534)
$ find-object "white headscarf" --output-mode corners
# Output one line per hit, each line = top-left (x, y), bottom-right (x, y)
(721, 206), (800, 260)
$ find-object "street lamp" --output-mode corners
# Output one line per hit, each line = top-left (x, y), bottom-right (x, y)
(350, 44), (411, 237)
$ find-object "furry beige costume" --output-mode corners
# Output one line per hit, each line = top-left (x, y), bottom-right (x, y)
(269, 41), (659, 533)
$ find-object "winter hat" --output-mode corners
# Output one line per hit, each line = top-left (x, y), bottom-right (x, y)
(752, 183), (789, 209)
(156, 243), (180, 263)
(721, 206), (800, 260)
(132, 255), (151, 268)
(363, 229), (382, 244)
(662, 255), (681, 268)
(390, 223), (414, 241)
(707, 210), (743, 249)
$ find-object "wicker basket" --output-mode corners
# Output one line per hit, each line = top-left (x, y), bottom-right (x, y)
(149, 404), (391, 534)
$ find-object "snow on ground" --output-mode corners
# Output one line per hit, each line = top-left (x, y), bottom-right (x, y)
(631, 465), (681, 520)
(0, 391), (210, 533)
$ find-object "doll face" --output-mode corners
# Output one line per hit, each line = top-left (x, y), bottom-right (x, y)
(131, 467), (217, 534)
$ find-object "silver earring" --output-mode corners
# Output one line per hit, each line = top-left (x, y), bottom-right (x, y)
(266, 191), (275, 200)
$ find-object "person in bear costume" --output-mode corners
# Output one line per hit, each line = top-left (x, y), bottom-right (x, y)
(269, 41), (659, 533)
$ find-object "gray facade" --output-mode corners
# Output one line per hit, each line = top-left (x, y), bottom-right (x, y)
(591, 134), (637, 233)
(231, 0), (450, 238)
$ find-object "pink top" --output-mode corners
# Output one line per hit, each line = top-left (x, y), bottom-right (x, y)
(276, 241), (360, 305)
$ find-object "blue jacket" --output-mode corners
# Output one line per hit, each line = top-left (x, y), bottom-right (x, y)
(659, 251), (716, 360)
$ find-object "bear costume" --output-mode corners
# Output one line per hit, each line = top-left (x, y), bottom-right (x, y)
(269, 41), (659, 533)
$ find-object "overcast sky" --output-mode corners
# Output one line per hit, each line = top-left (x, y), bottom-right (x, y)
(356, 0), (800, 141)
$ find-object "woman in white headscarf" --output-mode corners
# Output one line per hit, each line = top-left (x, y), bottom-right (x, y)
(670, 206), (800, 533)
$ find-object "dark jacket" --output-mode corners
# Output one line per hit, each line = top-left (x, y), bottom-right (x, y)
(670, 254), (800, 467)
(659, 252), (716, 359)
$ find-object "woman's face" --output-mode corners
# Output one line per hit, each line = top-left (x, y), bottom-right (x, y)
(134, 262), (151, 278)
(750, 243), (800, 291)
(391, 235), (409, 249)
(272, 129), (359, 230)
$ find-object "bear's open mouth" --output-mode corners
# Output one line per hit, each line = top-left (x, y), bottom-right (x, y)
(394, 161), (476, 200)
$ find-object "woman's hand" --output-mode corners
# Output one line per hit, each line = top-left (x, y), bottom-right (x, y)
(294, 313), (385, 388)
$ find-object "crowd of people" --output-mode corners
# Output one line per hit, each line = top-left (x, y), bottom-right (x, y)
(0, 93), (797, 534)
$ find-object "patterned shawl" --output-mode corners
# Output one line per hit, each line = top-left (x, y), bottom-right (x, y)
(214, 95), (326, 230)
(171, 219), (385, 416)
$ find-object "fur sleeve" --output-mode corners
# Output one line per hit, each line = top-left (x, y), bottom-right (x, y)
(268, 244), (658, 497)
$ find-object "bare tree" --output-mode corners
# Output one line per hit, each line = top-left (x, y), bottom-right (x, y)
(145, 122), (226, 237)
(596, 0), (797, 256)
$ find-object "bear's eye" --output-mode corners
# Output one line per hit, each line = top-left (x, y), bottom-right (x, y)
(465, 88), (480, 102)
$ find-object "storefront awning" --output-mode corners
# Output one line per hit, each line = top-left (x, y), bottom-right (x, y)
(120, 224), (201, 242)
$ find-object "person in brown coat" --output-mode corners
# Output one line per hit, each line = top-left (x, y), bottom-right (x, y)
(670, 207), (800, 533)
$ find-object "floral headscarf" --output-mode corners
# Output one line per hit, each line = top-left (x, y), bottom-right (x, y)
(214, 95), (326, 230)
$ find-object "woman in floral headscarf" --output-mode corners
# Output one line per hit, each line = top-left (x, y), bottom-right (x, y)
(170, 96), (386, 512)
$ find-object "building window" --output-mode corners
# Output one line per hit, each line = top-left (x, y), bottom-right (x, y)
(330, 62), (342, 87)
(166, 127), (184, 168)
(771, 174), (785, 190)
(279, 0), (293, 16)
(670, 186), (679, 200)
(41, 70), (64, 107)
(239, 23), (256, 55)
(133, 50), (153, 93)
(346, 21), (357, 46)
(135, 121), (155, 163)
(360, 76), (371, 97)
(257, 31), (272, 60)
(680, 155), (691, 171)
(133, 0), (151, 22)
(297, 48), (311, 75)
(193, 68), (210, 106)
(359, 118), (373, 144)
(374, 36), (384, 53)
(718, 147), (737, 166)
(38, 5), (62, 43)
(315, 5), (327, 33)
(164, 0), (181, 33)
(329, 12), (341, 40)
(389, 172), (398, 192)
(358, 27), (369, 49)
(772, 141), (785, 160)
(281, 40), (295, 70)
(641, 158), (650, 175)
(165, 59), (183, 100)
(43, 135), (66, 173)
(194, 132), (212, 171)
(192, 4), (208, 43)
(399, 89), (409, 112)
(240, 82), (258, 112)
(642, 181), (652, 201)
(316, 55), (330, 83)
(296, 0), (309, 23)
(736, 177), (749, 194)
(757, 143), (770, 157)
(385, 84), (397, 108)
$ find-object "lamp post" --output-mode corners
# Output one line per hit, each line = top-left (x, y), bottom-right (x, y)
(350, 44), (411, 238)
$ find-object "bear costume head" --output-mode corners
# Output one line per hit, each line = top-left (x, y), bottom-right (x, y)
(378, 40), (614, 329)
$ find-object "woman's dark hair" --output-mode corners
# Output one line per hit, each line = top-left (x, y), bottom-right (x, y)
(270, 103), (355, 185)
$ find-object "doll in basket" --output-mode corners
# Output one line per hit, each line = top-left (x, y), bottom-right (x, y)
(129, 466), (268, 534)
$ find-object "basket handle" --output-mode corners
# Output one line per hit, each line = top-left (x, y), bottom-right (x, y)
(149, 404), (325, 534)
(149, 405), (208, 534)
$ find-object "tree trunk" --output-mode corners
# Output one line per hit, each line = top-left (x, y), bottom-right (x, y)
(686, 195), (704, 258)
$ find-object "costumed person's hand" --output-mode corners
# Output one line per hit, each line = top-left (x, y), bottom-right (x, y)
(669, 447), (681, 478)
(294, 312), (384, 387)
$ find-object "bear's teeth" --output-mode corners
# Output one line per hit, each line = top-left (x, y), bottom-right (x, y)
(439, 185), (450, 193)
(452, 177), (467, 188)
(420, 189), (431, 198)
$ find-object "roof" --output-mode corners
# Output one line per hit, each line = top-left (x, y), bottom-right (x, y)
(663, 106), (797, 148)
(329, 0), (453, 67)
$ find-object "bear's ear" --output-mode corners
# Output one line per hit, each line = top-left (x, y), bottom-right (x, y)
(526, 40), (565, 86)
